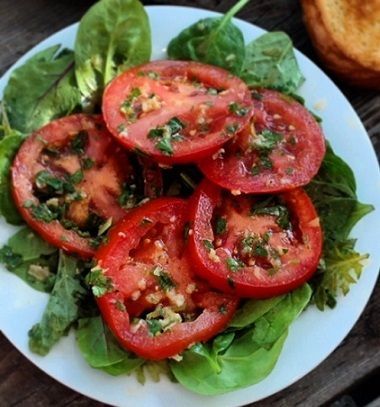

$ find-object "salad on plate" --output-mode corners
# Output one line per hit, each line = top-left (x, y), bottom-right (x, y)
(0, 0), (375, 398)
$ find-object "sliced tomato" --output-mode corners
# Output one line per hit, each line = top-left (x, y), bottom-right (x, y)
(198, 89), (326, 193)
(94, 198), (238, 360)
(11, 114), (136, 257)
(188, 180), (322, 298)
(102, 60), (252, 164)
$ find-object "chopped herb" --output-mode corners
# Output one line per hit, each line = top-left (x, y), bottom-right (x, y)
(138, 70), (160, 80)
(215, 217), (227, 235)
(251, 91), (263, 100)
(81, 157), (94, 170)
(69, 170), (84, 184)
(225, 123), (239, 134)
(88, 235), (109, 249)
(240, 234), (269, 258)
(219, 304), (227, 314)
(0, 245), (23, 269)
(156, 137), (173, 155)
(86, 265), (114, 297)
(252, 129), (283, 151)
(252, 205), (291, 230)
(141, 217), (153, 226)
(226, 257), (244, 272)
(203, 239), (214, 251)
(207, 88), (219, 95)
(147, 319), (162, 336)
(120, 87), (142, 121)
(118, 183), (137, 209)
(117, 123), (126, 133)
(70, 131), (88, 155)
(115, 300), (126, 312)
(31, 203), (60, 223)
(152, 266), (176, 291)
(98, 217), (113, 236)
(229, 102), (249, 117)
(148, 117), (185, 155)
(285, 167), (294, 175)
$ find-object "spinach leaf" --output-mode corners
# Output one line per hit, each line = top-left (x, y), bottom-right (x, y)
(312, 240), (368, 310)
(0, 132), (23, 224)
(229, 295), (285, 329)
(306, 145), (374, 309)
(0, 227), (58, 292)
(75, 0), (151, 110)
(3, 45), (80, 134)
(240, 31), (304, 93)
(76, 316), (143, 375)
(167, 0), (249, 75)
(28, 252), (86, 355)
(170, 285), (311, 395)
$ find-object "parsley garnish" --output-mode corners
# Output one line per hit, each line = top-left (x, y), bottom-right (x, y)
(226, 257), (244, 272)
(229, 102), (249, 117)
(152, 266), (176, 291)
(148, 117), (185, 155)
(215, 216), (227, 235)
(86, 265), (114, 297)
(70, 131), (88, 155)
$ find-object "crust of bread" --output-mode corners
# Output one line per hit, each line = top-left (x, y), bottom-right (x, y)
(301, 0), (380, 88)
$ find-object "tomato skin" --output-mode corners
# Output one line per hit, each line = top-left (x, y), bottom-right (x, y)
(102, 60), (252, 164)
(198, 89), (326, 193)
(188, 180), (323, 298)
(11, 114), (131, 258)
(95, 198), (238, 360)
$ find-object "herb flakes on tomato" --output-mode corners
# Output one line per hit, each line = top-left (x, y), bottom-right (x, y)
(93, 197), (238, 360)
(198, 89), (326, 193)
(188, 180), (323, 298)
(11, 114), (136, 257)
(102, 60), (252, 164)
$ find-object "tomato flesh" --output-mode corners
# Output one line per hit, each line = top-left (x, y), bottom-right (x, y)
(188, 180), (323, 297)
(198, 89), (326, 193)
(11, 114), (134, 257)
(102, 60), (252, 164)
(94, 198), (238, 360)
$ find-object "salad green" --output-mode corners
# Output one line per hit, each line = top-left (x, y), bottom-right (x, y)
(0, 0), (374, 396)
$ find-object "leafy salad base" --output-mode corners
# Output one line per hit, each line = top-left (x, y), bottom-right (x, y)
(0, 6), (379, 407)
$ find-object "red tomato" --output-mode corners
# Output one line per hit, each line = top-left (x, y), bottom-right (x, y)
(102, 60), (252, 164)
(94, 198), (238, 360)
(11, 114), (134, 257)
(198, 89), (326, 193)
(188, 180), (323, 298)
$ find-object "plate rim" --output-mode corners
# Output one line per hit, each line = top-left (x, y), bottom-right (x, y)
(0, 5), (379, 407)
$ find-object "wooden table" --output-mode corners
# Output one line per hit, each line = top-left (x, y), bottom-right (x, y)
(0, 1), (379, 406)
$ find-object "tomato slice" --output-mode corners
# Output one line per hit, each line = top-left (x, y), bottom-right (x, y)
(11, 114), (136, 257)
(188, 180), (323, 298)
(102, 60), (252, 164)
(198, 89), (326, 193)
(93, 198), (238, 360)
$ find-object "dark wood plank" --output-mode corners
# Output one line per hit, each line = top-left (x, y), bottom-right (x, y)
(0, 0), (379, 406)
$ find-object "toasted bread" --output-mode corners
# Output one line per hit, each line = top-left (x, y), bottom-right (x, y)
(301, 0), (380, 88)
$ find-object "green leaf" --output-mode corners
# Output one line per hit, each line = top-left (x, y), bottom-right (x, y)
(0, 120), (23, 223)
(74, 0), (151, 110)
(306, 144), (374, 243)
(28, 252), (86, 355)
(240, 31), (304, 93)
(312, 240), (369, 310)
(306, 144), (374, 309)
(167, 0), (249, 75)
(170, 285), (311, 395)
(76, 316), (143, 375)
(3, 45), (80, 134)
(0, 227), (58, 292)
(229, 295), (285, 329)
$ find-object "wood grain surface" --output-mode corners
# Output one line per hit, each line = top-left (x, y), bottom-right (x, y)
(0, 1), (379, 406)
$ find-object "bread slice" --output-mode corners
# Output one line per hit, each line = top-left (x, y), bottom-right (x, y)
(301, 0), (380, 88)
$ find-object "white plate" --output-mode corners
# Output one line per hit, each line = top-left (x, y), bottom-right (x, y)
(0, 5), (379, 407)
